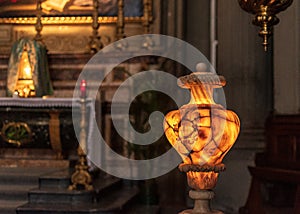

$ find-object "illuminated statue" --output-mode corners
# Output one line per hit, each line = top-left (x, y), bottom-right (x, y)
(7, 38), (53, 98)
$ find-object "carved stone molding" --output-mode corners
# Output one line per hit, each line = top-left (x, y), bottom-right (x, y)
(44, 35), (90, 54)
(0, 25), (13, 42)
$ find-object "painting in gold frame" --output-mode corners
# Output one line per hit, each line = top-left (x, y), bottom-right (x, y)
(0, 0), (147, 24)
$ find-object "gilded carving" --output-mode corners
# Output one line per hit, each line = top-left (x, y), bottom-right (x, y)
(1, 122), (32, 147)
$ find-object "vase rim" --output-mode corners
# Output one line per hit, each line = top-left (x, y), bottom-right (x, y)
(177, 72), (226, 89)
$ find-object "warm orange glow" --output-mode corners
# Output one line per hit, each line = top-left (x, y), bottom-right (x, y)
(164, 72), (240, 190)
(18, 50), (33, 80)
(14, 49), (35, 98)
(187, 171), (218, 190)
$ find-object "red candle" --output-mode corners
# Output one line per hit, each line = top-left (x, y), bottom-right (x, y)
(80, 79), (87, 98)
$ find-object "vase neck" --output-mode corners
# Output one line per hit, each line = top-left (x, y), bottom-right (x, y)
(189, 85), (215, 104)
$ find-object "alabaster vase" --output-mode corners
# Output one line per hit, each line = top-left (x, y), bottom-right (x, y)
(164, 71), (240, 214)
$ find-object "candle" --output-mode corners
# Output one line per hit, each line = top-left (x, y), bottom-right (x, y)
(80, 79), (87, 98)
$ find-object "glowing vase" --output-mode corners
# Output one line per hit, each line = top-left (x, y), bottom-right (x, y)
(164, 71), (240, 213)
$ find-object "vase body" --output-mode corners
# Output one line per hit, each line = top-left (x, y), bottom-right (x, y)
(164, 72), (240, 190)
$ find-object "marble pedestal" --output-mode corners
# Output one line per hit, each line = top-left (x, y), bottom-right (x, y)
(180, 190), (223, 214)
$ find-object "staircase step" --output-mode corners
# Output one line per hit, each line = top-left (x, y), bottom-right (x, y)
(93, 175), (121, 198)
(39, 168), (71, 189)
(29, 188), (94, 204)
(0, 149), (58, 160)
(17, 186), (139, 214)
(0, 167), (71, 213)
(0, 159), (69, 168)
(0, 199), (27, 214)
(0, 167), (67, 185)
(0, 184), (37, 200)
(29, 175), (122, 204)
(90, 186), (139, 212)
(0, 167), (137, 214)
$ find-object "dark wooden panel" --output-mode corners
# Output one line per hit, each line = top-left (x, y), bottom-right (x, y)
(265, 114), (300, 170)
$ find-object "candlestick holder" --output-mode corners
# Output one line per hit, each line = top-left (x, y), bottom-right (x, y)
(68, 96), (93, 191)
(89, 0), (103, 53)
(141, 0), (154, 49)
(34, 0), (43, 42)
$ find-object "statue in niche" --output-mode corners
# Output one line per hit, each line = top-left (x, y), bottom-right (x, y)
(7, 37), (53, 98)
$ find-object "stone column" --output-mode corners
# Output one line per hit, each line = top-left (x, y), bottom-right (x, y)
(274, 1), (300, 114)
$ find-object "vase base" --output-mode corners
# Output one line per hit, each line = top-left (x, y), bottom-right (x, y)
(179, 209), (223, 214)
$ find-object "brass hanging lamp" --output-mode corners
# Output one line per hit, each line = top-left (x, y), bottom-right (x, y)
(238, 0), (293, 51)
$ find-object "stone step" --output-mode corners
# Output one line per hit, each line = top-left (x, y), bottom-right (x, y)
(0, 159), (69, 168)
(38, 168), (121, 190)
(0, 169), (41, 186)
(0, 199), (27, 214)
(0, 167), (69, 214)
(29, 188), (94, 204)
(93, 175), (121, 199)
(29, 175), (122, 204)
(0, 184), (37, 200)
(0, 167), (67, 185)
(17, 186), (139, 214)
(0, 167), (134, 214)
(0, 149), (58, 160)
(39, 168), (71, 189)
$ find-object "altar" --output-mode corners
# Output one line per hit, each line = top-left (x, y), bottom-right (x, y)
(0, 97), (95, 164)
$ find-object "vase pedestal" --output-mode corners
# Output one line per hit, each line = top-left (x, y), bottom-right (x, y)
(179, 190), (223, 214)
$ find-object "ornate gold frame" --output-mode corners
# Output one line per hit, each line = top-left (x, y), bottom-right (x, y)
(1, 122), (32, 147)
(0, 0), (152, 25)
(0, 0), (153, 53)
(0, 16), (145, 25)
